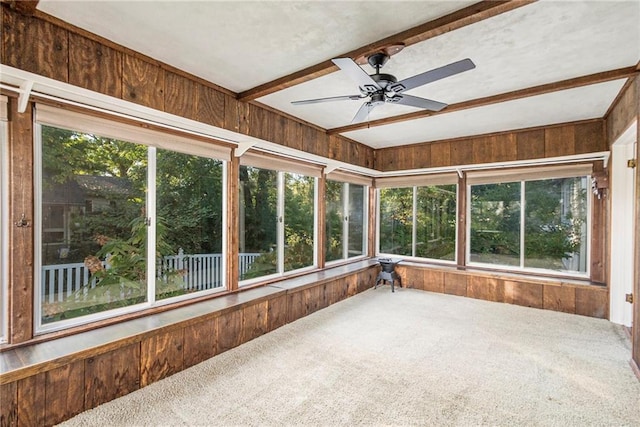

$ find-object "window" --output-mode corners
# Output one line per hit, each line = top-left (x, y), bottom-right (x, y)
(239, 157), (319, 283)
(468, 167), (590, 275)
(325, 181), (367, 262)
(0, 96), (7, 343)
(35, 105), (230, 331)
(377, 174), (458, 261)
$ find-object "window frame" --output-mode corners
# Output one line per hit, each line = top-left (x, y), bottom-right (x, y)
(325, 180), (369, 265)
(238, 166), (319, 287)
(376, 182), (459, 264)
(466, 171), (592, 278)
(33, 110), (230, 334)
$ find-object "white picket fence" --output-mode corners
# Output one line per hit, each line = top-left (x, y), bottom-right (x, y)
(42, 251), (261, 303)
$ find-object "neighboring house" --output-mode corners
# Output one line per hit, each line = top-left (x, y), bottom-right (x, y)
(42, 175), (132, 264)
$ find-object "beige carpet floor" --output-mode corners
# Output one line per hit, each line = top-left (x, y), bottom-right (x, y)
(60, 288), (640, 426)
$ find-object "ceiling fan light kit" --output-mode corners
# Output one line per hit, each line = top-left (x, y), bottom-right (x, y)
(292, 50), (476, 124)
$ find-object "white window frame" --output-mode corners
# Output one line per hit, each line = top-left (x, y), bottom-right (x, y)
(466, 171), (592, 278)
(376, 183), (459, 264)
(325, 181), (369, 265)
(34, 111), (230, 334)
(239, 168), (319, 287)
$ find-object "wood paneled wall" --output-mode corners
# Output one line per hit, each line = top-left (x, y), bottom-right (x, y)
(396, 264), (609, 319)
(375, 120), (606, 172)
(606, 77), (638, 145)
(0, 266), (377, 427)
(0, 5), (375, 169)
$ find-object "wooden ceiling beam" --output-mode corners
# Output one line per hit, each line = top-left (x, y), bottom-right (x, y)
(1, 0), (40, 16)
(328, 66), (639, 135)
(237, 0), (536, 102)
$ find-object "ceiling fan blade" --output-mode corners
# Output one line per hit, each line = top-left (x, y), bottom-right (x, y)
(332, 58), (381, 93)
(291, 95), (363, 105)
(389, 58), (475, 93)
(389, 94), (447, 111)
(351, 101), (377, 124)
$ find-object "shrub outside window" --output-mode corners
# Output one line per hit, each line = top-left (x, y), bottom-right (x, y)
(378, 183), (457, 261)
(35, 109), (229, 332)
(239, 165), (318, 282)
(468, 174), (589, 275)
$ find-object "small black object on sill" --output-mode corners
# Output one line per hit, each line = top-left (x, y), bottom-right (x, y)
(375, 258), (402, 292)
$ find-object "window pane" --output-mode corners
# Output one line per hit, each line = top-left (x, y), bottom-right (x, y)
(379, 188), (413, 256)
(239, 166), (277, 280)
(470, 182), (521, 266)
(156, 150), (224, 300)
(40, 125), (147, 324)
(325, 180), (344, 262)
(524, 177), (588, 272)
(284, 173), (315, 272)
(347, 184), (365, 258)
(416, 185), (456, 261)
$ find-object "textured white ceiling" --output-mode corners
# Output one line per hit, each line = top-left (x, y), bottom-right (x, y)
(36, 0), (640, 150)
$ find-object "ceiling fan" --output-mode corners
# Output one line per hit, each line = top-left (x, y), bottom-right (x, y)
(292, 46), (475, 124)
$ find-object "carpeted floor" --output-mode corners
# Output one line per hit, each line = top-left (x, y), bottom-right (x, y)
(60, 288), (640, 426)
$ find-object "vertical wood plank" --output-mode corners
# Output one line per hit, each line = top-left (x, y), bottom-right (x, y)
(0, 382), (17, 427)
(183, 319), (216, 368)
(270, 113), (286, 147)
(450, 139), (473, 166)
(224, 94), (239, 132)
(430, 142), (450, 167)
(503, 280), (543, 308)
(423, 269), (445, 293)
(456, 174), (467, 267)
(367, 186), (376, 258)
(544, 125), (575, 158)
(1, 9), (68, 82)
(17, 373), (46, 427)
(238, 101), (250, 135)
(68, 33), (122, 98)
(543, 285), (576, 313)
(516, 129), (545, 160)
(574, 120), (605, 154)
(575, 287), (608, 319)
(226, 155), (240, 291)
(45, 361), (85, 425)
(122, 54), (165, 110)
(590, 162), (606, 284)
(267, 294), (288, 331)
(287, 290), (306, 323)
(9, 98), (34, 343)
(248, 104), (270, 141)
(467, 275), (504, 302)
(241, 301), (268, 343)
(140, 329), (184, 387)
(216, 309), (242, 353)
(317, 174), (326, 269)
(412, 144), (431, 169)
(85, 343), (140, 409)
(444, 271), (467, 296)
(164, 71), (196, 120)
(284, 118), (303, 152)
(346, 274), (358, 297)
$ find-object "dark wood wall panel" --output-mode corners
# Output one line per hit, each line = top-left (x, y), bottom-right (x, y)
(17, 372), (46, 426)
(1, 9), (68, 82)
(68, 33), (122, 98)
(45, 361), (85, 425)
(542, 285), (576, 314)
(241, 301), (268, 343)
(606, 77), (638, 144)
(140, 329), (184, 387)
(9, 98), (35, 344)
(165, 71), (196, 120)
(216, 309), (242, 354)
(84, 343), (140, 409)
(398, 264), (607, 319)
(122, 54), (165, 110)
(503, 280), (543, 309)
(267, 294), (288, 332)
(183, 318), (217, 368)
(375, 120), (605, 172)
(0, 382), (17, 426)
